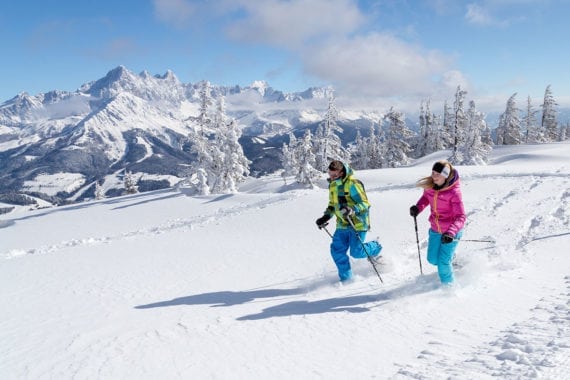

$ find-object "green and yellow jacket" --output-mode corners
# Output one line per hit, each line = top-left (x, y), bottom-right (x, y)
(322, 162), (371, 231)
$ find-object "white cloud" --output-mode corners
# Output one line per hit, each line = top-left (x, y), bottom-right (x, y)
(153, 0), (197, 28)
(465, 3), (494, 25)
(216, 1), (469, 109)
(439, 70), (471, 93)
(149, 0), (488, 113)
(303, 33), (458, 99)
(465, 2), (521, 27)
(224, 0), (365, 48)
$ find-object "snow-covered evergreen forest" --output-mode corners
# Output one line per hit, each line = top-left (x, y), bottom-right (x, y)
(180, 82), (568, 192)
(280, 85), (569, 187)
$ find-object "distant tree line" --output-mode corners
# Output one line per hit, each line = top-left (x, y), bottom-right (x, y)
(495, 85), (565, 144)
(280, 85), (568, 186)
(0, 206), (15, 215)
(0, 193), (37, 206)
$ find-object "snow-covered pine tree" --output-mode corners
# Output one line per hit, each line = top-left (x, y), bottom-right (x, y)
(480, 116), (493, 148)
(448, 85), (468, 163)
(383, 107), (414, 167)
(350, 124), (385, 170)
(442, 100), (453, 148)
(197, 80), (214, 136)
(281, 132), (299, 184)
(369, 123), (386, 169)
(94, 181), (105, 200)
(211, 96), (229, 193)
(183, 80), (218, 194)
(415, 99), (443, 157)
(314, 92), (348, 171)
(208, 138), (225, 194)
(522, 96), (542, 143)
(195, 96), (250, 194)
(559, 122), (568, 141)
(213, 94), (227, 127)
(187, 126), (214, 194)
(497, 93), (521, 145)
(495, 113), (505, 145)
(459, 100), (492, 165)
(123, 170), (138, 194)
(415, 101), (429, 157)
(349, 128), (368, 170)
(562, 122), (570, 141)
(216, 118), (250, 193)
(294, 129), (321, 187)
(541, 85), (558, 142)
(430, 114), (446, 154)
(194, 168), (210, 195)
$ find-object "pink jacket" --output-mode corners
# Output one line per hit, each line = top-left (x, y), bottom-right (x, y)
(416, 171), (466, 236)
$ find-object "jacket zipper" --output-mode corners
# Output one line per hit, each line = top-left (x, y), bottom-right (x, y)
(434, 190), (441, 232)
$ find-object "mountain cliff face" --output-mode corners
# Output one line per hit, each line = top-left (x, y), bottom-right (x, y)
(0, 66), (378, 204)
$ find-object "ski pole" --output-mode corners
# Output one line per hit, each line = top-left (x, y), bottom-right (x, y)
(346, 216), (383, 284)
(413, 216), (424, 275)
(318, 222), (334, 239)
(459, 239), (495, 243)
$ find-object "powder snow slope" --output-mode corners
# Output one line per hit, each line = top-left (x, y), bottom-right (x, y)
(1, 142), (569, 379)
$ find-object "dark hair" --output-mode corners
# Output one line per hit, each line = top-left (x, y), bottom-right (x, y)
(328, 160), (344, 171)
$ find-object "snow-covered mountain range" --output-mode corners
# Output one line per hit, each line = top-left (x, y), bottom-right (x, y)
(0, 66), (379, 204)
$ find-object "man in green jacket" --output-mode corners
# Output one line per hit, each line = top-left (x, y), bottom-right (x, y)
(316, 160), (382, 282)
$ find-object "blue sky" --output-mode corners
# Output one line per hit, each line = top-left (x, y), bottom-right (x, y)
(1, 0), (568, 113)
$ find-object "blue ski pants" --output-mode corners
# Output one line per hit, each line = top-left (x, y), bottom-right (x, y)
(427, 229), (463, 284)
(330, 228), (382, 281)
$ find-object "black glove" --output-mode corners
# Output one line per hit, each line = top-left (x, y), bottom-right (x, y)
(441, 233), (454, 244)
(339, 206), (353, 217)
(316, 214), (331, 228)
(409, 205), (419, 217)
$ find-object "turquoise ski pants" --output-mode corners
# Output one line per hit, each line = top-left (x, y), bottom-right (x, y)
(427, 228), (463, 284)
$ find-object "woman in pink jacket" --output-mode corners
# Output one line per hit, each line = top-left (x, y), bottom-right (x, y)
(409, 161), (466, 285)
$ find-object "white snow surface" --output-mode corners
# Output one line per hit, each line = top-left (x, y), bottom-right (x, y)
(1, 142), (569, 379)
(22, 172), (86, 196)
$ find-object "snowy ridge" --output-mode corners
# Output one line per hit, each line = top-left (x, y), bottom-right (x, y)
(0, 66), (347, 200)
(0, 142), (568, 378)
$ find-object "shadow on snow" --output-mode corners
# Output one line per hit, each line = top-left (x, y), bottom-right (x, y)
(134, 273), (441, 320)
(135, 288), (304, 309)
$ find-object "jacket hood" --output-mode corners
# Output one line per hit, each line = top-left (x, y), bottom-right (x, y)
(342, 162), (354, 178)
(447, 168), (460, 187)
